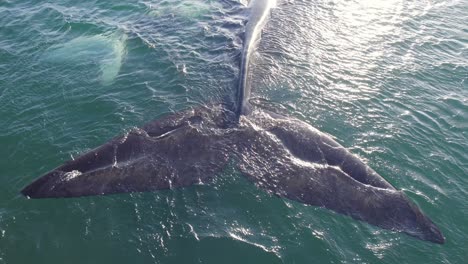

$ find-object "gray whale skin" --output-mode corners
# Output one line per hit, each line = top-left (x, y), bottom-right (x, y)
(21, 0), (445, 244)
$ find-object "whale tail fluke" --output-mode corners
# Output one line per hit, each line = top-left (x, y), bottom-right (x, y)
(21, 108), (230, 198)
(236, 110), (445, 244)
(20, 107), (444, 244)
(238, 160), (445, 243)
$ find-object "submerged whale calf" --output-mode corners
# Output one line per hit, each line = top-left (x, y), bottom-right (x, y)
(41, 33), (127, 85)
(21, 0), (445, 244)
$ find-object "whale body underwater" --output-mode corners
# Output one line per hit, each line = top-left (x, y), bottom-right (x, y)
(21, 0), (445, 244)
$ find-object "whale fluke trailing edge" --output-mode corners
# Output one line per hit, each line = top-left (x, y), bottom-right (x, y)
(21, 0), (445, 244)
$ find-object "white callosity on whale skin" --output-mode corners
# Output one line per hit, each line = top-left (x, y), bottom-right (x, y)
(62, 170), (82, 181)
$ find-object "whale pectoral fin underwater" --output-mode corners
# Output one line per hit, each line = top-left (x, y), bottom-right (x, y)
(235, 111), (445, 244)
(21, 108), (230, 198)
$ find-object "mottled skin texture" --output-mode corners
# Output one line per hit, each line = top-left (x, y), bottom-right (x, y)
(236, 110), (444, 244)
(21, 0), (444, 244)
(22, 107), (231, 197)
(22, 106), (444, 244)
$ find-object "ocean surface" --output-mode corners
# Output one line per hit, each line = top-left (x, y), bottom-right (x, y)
(0, 0), (467, 263)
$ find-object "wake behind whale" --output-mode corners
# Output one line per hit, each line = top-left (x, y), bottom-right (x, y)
(21, 0), (444, 244)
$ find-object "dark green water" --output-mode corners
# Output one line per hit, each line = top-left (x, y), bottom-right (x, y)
(0, 0), (467, 263)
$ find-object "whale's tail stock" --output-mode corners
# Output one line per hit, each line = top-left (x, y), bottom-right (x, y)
(21, 107), (445, 244)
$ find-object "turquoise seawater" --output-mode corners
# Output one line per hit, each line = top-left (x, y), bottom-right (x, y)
(1, 0), (467, 263)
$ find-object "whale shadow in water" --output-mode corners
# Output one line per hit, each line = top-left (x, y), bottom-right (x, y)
(21, 0), (445, 244)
